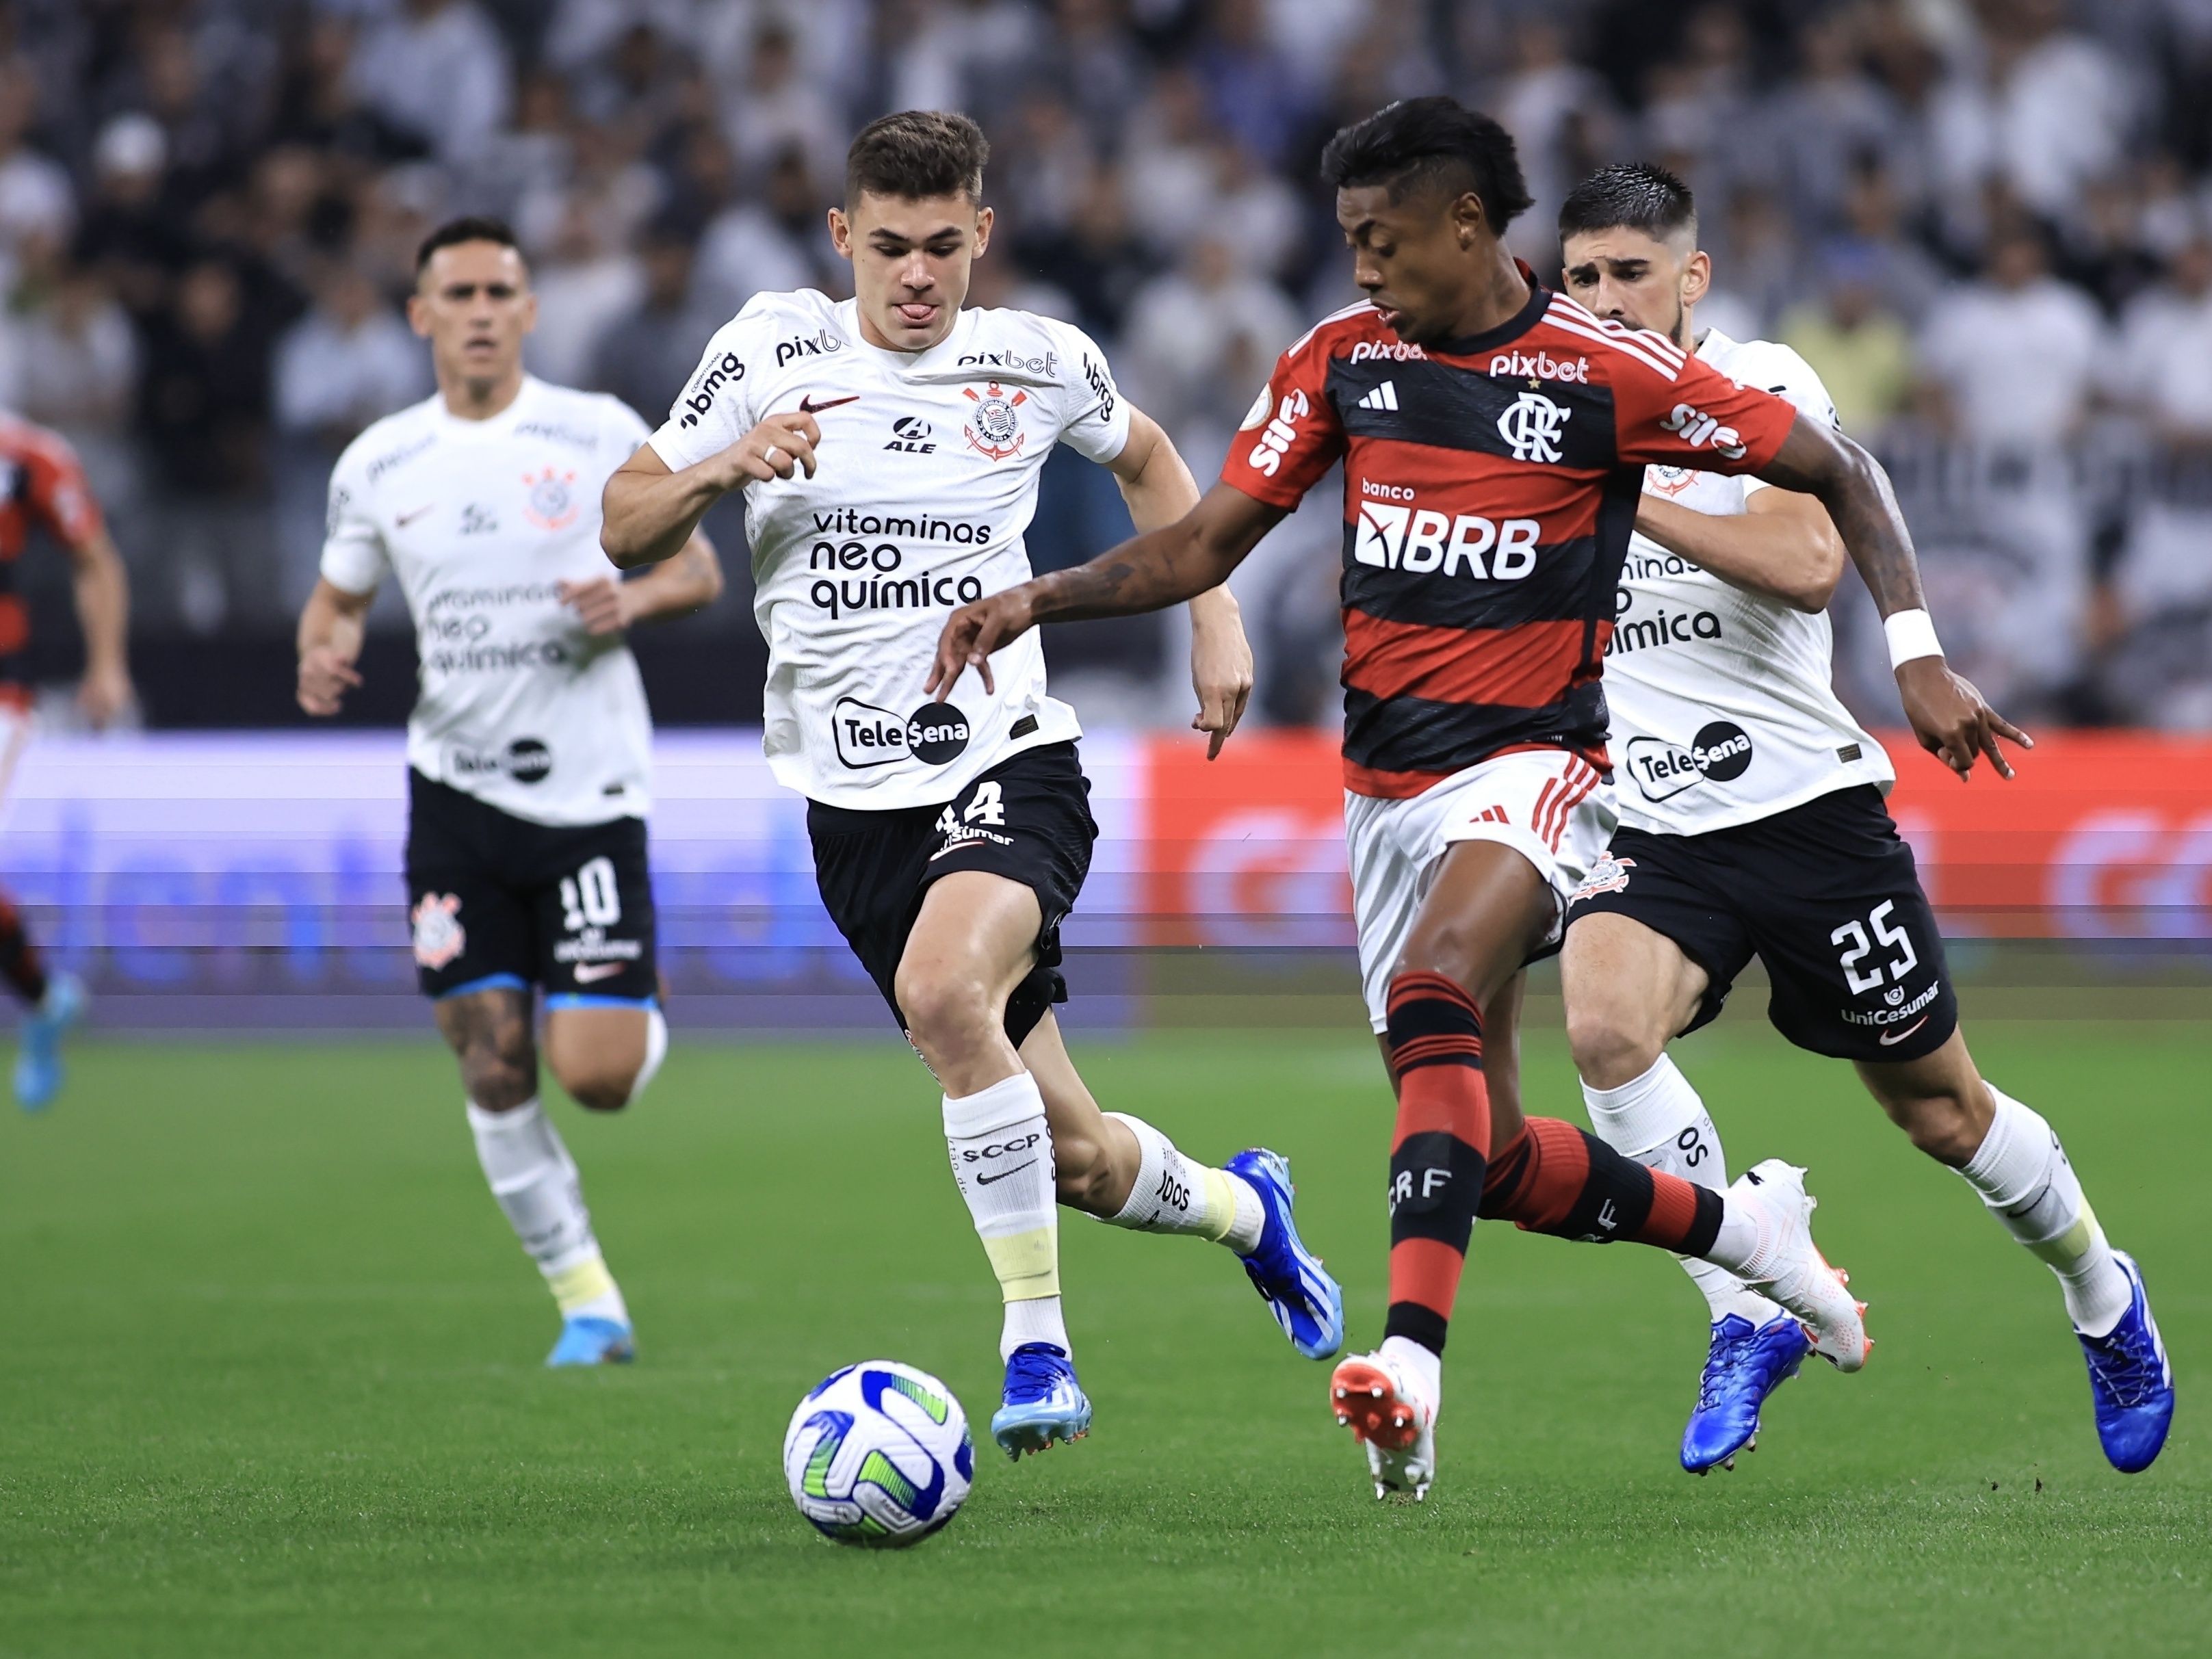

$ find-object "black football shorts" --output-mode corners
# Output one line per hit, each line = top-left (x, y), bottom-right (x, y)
(1565, 784), (1957, 1063)
(404, 770), (658, 1005)
(807, 741), (1097, 1047)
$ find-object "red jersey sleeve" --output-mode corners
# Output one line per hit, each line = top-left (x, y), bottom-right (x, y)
(22, 431), (104, 547)
(1609, 348), (1798, 475)
(1217, 328), (1346, 509)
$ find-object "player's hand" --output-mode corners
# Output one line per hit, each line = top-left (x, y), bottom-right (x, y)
(1189, 608), (1254, 761)
(711, 412), (822, 487)
(928, 587), (1039, 699)
(76, 662), (134, 730)
(1896, 655), (2032, 781)
(558, 575), (629, 636)
(297, 643), (362, 716)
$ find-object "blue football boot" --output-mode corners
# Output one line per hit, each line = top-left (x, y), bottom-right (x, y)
(546, 1316), (635, 1367)
(2077, 1252), (2174, 1474)
(991, 1342), (1091, 1460)
(1225, 1148), (1345, 1361)
(14, 970), (86, 1113)
(1681, 1311), (1810, 1474)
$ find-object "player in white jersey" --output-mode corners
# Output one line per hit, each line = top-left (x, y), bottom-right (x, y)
(296, 218), (725, 1367)
(1552, 165), (2171, 1476)
(602, 112), (1343, 1459)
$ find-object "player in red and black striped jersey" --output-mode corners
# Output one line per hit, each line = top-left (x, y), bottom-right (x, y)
(933, 99), (2016, 1500)
(0, 411), (134, 1110)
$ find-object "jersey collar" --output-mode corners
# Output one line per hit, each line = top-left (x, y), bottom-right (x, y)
(432, 374), (542, 435)
(1427, 259), (1550, 358)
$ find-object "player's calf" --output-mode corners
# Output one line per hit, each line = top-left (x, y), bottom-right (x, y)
(543, 1002), (669, 1111)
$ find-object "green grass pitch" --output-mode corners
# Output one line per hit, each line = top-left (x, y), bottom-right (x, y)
(0, 1020), (2202, 1657)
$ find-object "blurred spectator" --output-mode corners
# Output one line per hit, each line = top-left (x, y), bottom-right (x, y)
(1023, 166), (1153, 340)
(1780, 246), (1916, 437)
(2105, 236), (2212, 629)
(1122, 68), (1223, 261)
(528, 194), (645, 388)
(349, 0), (514, 164)
(1122, 236), (1300, 439)
(12, 260), (138, 441)
(590, 217), (715, 422)
(694, 143), (825, 320)
(1703, 187), (1797, 335)
(1000, 93), (1094, 251)
(722, 21), (842, 190)
(1834, 153), (1945, 325)
(274, 262), (430, 453)
(1193, 0), (1312, 168)
(1493, 16), (1619, 271)
(1917, 222), (2104, 447)
(0, 64), (72, 270)
(1771, 12), (1903, 238)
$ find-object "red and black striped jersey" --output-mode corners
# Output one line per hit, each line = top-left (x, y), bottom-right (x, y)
(0, 413), (103, 694)
(1219, 270), (1799, 798)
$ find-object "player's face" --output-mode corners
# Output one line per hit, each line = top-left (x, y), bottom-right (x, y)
(831, 193), (993, 353)
(1336, 181), (1494, 347)
(408, 241), (535, 387)
(1560, 228), (1708, 347)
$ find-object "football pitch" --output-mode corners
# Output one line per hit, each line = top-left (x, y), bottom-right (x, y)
(0, 1020), (2202, 1657)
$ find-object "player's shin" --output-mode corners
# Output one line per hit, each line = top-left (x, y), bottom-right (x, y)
(1095, 1112), (1264, 1251)
(1481, 1116), (1726, 1255)
(1583, 1056), (1781, 1325)
(1381, 972), (1491, 1359)
(466, 1097), (629, 1326)
(1958, 1086), (2131, 1336)
(944, 1071), (1069, 1359)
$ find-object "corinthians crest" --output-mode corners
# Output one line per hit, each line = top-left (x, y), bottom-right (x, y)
(961, 381), (1028, 461)
(523, 466), (580, 530)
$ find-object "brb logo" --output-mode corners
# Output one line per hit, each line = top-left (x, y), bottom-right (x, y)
(1496, 390), (1571, 462)
(1353, 483), (1539, 579)
(1623, 720), (1754, 802)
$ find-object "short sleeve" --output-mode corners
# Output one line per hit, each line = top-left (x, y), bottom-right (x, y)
(1729, 345), (1838, 497)
(1611, 350), (1800, 475)
(1050, 322), (1132, 465)
(649, 309), (763, 472)
(318, 449), (389, 595)
(1216, 331), (1344, 508)
(23, 432), (103, 547)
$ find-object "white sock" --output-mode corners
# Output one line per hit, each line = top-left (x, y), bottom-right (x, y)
(1583, 1056), (1783, 1327)
(625, 1007), (669, 1106)
(944, 1072), (1069, 1360)
(1097, 1112), (1265, 1252)
(1959, 1086), (2131, 1337)
(467, 1098), (629, 1326)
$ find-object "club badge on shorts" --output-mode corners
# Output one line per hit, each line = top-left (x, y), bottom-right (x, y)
(1569, 853), (1636, 904)
(411, 892), (467, 969)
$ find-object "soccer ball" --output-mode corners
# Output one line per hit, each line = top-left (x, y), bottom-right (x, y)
(783, 1361), (974, 1546)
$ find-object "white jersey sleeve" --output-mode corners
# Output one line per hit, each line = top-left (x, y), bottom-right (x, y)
(1041, 317), (1132, 466)
(647, 298), (775, 473)
(319, 439), (390, 595)
(1732, 341), (1838, 499)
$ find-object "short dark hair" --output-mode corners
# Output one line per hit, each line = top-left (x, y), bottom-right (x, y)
(1318, 97), (1533, 232)
(1558, 163), (1698, 246)
(415, 215), (525, 276)
(845, 110), (989, 207)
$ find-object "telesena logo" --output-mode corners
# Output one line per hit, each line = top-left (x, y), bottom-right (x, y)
(1353, 497), (1540, 579)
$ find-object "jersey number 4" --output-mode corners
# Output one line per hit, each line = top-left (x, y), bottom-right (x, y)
(1831, 900), (1916, 994)
(560, 857), (622, 932)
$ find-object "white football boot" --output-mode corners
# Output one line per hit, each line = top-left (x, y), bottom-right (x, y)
(1726, 1160), (1870, 1372)
(1329, 1345), (1437, 1500)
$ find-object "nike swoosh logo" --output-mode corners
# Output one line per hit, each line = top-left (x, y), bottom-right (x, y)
(798, 394), (859, 414)
(974, 1160), (1035, 1186)
(572, 961), (627, 983)
(396, 504), (435, 525)
(1877, 1015), (1930, 1046)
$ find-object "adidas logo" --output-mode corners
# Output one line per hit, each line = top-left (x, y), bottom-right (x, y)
(1355, 381), (1400, 412)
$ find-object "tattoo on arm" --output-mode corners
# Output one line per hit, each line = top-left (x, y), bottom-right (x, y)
(1758, 417), (1926, 616)
(1025, 488), (1282, 623)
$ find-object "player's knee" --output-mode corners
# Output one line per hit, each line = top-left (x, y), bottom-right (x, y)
(1888, 1089), (1982, 1166)
(460, 1044), (536, 1111)
(1565, 997), (1662, 1090)
(895, 962), (994, 1054)
(558, 1064), (635, 1113)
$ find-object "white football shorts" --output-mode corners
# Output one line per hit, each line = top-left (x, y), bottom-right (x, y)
(1346, 748), (1617, 1032)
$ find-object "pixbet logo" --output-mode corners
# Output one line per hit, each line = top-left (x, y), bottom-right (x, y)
(1349, 339), (1427, 363)
(1487, 348), (1589, 383)
(775, 328), (843, 368)
(1496, 390), (1572, 462)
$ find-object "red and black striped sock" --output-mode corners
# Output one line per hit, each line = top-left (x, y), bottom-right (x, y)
(1381, 971), (1490, 1358)
(1479, 1117), (1723, 1255)
(0, 891), (47, 1007)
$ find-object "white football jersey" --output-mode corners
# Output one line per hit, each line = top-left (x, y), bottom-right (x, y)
(321, 377), (656, 827)
(647, 289), (1130, 811)
(1606, 328), (1892, 835)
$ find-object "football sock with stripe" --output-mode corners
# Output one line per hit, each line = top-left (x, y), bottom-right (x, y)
(1582, 1056), (1784, 1327)
(1959, 1085), (2131, 1337)
(0, 891), (48, 1006)
(1098, 1112), (1265, 1253)
(943, 1071), (1070, 1360)
(1479, 1115), (1726, 1256)
(1380, 972), (1491, 1359)
(467, 1097), (630, 1326)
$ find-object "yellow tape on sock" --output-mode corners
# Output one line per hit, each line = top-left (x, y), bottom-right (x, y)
(1197, 1166), (1238, 1244)
(2028, 1199), (2100, 1269)
(546, 1253), (616, 1316)
(983, 1227), (1061, 1302)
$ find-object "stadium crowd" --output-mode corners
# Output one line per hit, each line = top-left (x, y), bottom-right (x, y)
(4, 0), (2212, 730)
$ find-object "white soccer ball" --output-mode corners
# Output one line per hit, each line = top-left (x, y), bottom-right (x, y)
(783, 1360), (974, 1546)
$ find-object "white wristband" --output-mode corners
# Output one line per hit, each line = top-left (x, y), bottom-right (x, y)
(1884, 608), (1943, 670)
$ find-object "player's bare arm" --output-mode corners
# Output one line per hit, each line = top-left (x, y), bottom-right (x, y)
(66, 524), (133, 727)
(928, 484), (1284, 698)
(600, 416), (821, 570)
(295, 577), (373, 716)
(1632, 488), (1844, 614)
(1756, 415), (2031, 779)
(560, 531), (723, 635)
(1105, 406), (1255, 757)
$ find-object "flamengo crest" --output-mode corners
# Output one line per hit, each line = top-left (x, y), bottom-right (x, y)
(962, 382), (1028, 461)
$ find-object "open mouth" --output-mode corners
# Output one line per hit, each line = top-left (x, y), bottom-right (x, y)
(894, 301), (937, 327)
